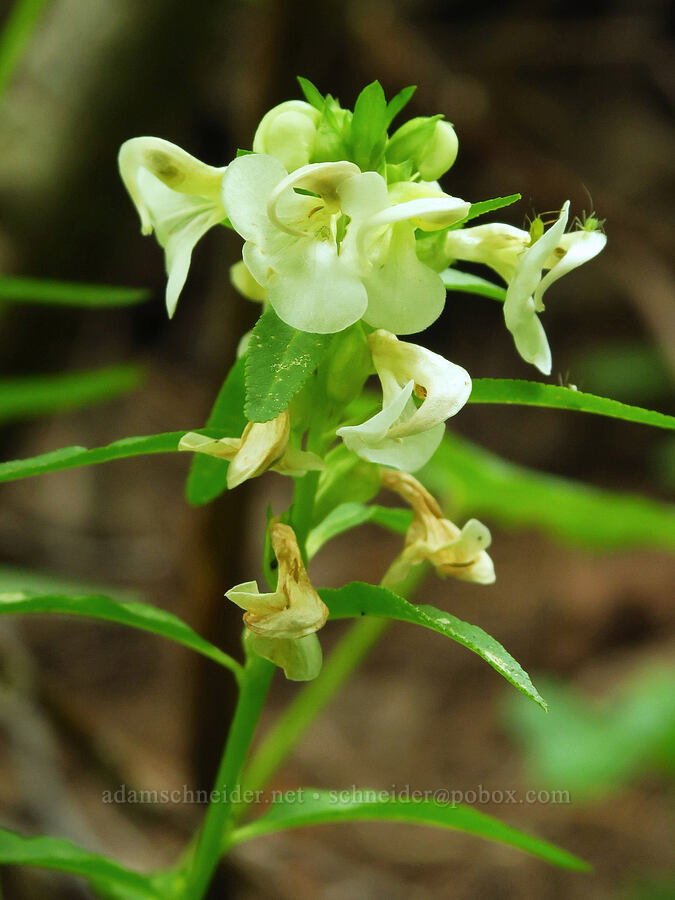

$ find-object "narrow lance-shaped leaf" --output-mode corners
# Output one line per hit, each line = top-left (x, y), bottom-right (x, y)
(322, 582), (548, 710)
(307, 502), (411, 558)
(0, 276), (148, 307)
(229, 791), (589, 872)
(350, 80), (388, 170)
(0, 365), (143, 424)
(462, 193), (521, 223)
(424, 433), (675, 552)
(0, 591), (242, 676)
(470, 379), (675, 431)
(245, 307), (331, 423)
(186, 355), (247, 506)
(442, 268), (507, 302)
(297, 75), (325, 111)
(384, 85), (417, 127)
(0, 827), (160, 900)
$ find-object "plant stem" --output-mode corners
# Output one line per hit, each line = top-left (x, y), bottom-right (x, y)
(237, 562), (426, 812)
(184, 650), (274, 899)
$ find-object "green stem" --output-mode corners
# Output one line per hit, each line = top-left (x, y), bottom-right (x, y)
(184, 650), (274, 899)
(237, 562), (425, 813)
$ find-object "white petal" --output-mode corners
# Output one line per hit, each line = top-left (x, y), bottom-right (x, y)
(178, 432), (240, 458)
(534, 229), (607, 307)
(444, 223), (528, 282)
(337, 379), (415, 446)
(337, 171), (390, 223)
(503, 203), (570, 374)
(118, 137), (226, 233)
(363, 195), (470, 233)
(267, 238), (368, 333)
(221, 153), (289, 244)
(248, 632), (323, 681)
(369, 331), (471, 436)
(361, 222), (446, 334)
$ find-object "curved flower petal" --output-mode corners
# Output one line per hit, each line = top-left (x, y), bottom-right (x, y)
(361, 222), (447, 334)
(444, 223), (528, 282)
(369, 330), (471, 437)
(363, 195), (470, 233)
(119, 138), (227, 317)
(267, 238), (368, 333)
(503, 202), (569, 375)
(534, 228), (607, 308)
(221, 153), (289, 244)
(247, 632), (323, 681)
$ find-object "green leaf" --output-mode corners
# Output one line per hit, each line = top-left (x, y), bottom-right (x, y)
(0, 431), (185, 483)
(0, 591), (241, 676)
(322, 582), (547, 709)
(0, 276), (148, 307)
(230, 791), (588, 871)
(441, 268), (506, 301)
(0, 365), (143, 425)
(0, 827), (159, 899)
(297, 75), (324, 110)
(470, 379), (675, 431)
(350, 80), (388, 170)
(384, 85), (416, 126)
(0, 0), (47, 99)
(245, 308), (331, 423)
(464, 193), (521, 222)
(186, 356), (247, 506)
(307, 502), (411, 558)
(424, 433), (675, 552)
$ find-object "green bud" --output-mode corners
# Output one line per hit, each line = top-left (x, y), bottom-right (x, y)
(323, 324), (372, 406)
(252, 100), (320, 172)
(386, 117), (459, 180)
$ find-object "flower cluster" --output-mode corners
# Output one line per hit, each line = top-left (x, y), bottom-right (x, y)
(120, 80), (606, 679)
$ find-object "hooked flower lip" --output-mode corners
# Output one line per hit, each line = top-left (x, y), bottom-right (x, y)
(382, 470), (495, 585)
(337, 330), (471, 473)
(118, 137), (227, 317)
(444, 202), (607, 375)
(221, 153), (469, 337)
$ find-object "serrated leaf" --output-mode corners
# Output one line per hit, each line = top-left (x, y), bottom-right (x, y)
(350, 80), (388, 170)
(307, 502), (411, 558)
(0, 365), (143, 424)
(186, 355), (247, 505)
(470, 379), (675, 431)
(384, 85), (416, 126)
(0, 827), (160, 899)
(0, 591), (241, 675)
(322, 582), (547, 709)
(297, 75), (325, 110)
(0, 276), (148, 307)
(245, 307), (331, 423)
(441, 268), (507, 301)
(230, 790), (588, 871)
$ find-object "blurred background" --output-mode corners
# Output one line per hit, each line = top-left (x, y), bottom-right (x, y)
(0, 0), (674, 897)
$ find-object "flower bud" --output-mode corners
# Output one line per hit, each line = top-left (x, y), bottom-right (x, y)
(253, 100), (320, 172)
(386, 117), (458, 181)
(230, 260), (267, 302)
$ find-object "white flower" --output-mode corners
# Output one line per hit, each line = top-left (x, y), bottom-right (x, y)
(118, 137), (227, 316)
(227, 522), (329, 681)
(382, 470), (495, 585)
(337, 330), (471, 472)
(444, 203), (606, 374)
(178, 410), (323, 490)
(221, 154), (469, 335)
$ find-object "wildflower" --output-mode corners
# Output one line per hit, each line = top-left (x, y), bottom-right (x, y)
(178, 410), (323, 490)
(118, 137), (227, 316)
(221, 154), (469, 335)
(382, 470), (495, 584)
(227, 522), (329, 680)
(444, 202), (606, 374)
(337, 330), (471, 472)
